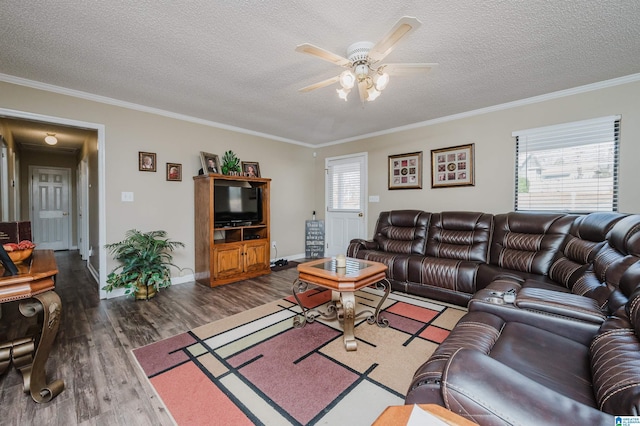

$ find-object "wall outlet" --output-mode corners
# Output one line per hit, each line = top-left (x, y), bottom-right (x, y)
(272, 241), (277, 248)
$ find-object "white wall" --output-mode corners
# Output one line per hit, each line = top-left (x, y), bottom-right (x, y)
(313, 80), (640, 236)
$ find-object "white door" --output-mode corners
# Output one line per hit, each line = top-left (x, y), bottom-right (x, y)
(325, 153), (367, 257)
(30, 166), (71, 250)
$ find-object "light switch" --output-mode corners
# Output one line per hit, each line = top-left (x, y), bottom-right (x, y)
(121, 192), (134, 202)
(368, 195), (380, 202)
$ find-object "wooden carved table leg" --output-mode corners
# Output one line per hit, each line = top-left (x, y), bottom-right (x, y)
(339, 291), (358, 351)
(17, 290), (65, 403)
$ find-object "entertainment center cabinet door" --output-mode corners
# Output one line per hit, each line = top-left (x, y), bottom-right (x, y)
(243, 240), (270, 274)
(213, 245), (244, 279)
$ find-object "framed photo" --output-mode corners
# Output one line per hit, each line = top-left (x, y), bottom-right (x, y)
(388, 151), (423, 190)
(431, 143), (475, 188)
(200, 152), (220, 174)
(241, 161), (260, 178)
(139, 152), (156, 172)
(166, 163), (182, 181)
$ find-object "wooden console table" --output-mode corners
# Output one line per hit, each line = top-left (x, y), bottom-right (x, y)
(0, 250), (64, 403)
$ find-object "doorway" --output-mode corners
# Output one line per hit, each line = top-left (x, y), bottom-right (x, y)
(29, 166), (72, 250)
(325, 152), (368, 257)
(0, 107), (106, 297)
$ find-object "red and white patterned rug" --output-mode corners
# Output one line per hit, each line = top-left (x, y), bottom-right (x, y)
(132, 287), (466, 425)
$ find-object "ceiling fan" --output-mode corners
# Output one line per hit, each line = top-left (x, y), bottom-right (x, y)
(295, 16), (437, 104)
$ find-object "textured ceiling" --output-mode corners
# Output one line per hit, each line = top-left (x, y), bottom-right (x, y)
(1, 1), (640, 146)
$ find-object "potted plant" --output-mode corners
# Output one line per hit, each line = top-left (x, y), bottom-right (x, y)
(221, 150), (241, 175)
(103, 229), (185, 300)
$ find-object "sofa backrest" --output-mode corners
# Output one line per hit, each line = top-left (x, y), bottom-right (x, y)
(590, 281), (640, 415)
(489, 212), (576, 276)
(426, 211), (493, 262)
(548, 212), (628, 288)
(576, 215), (640, 310)
(373, 210), (431, 255)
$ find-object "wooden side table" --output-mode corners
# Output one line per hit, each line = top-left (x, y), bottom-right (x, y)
(0, 250), (64, 403)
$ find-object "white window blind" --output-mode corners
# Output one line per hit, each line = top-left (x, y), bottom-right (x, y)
(513, 116), (620, 213)
(327, 158), (362, 211)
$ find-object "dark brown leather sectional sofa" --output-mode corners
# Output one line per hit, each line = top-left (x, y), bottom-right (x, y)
(347, 210), (640, 424)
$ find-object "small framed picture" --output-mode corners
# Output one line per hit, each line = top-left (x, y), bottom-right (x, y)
(139, 152), (156, 172)
(388, 152), (423, 190)
(431, 143), (475, 188)
(166, 163), (182, 181)
(241, 161), (260, 178)
(200, 152), (220, 174)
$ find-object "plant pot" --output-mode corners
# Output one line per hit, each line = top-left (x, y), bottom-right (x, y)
(135, 283), (157, 300)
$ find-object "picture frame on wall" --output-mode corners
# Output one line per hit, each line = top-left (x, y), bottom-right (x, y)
(241, 161), (260, 178)
(431, 143), (475, 188)
(388, 151), (423, 190)
(139, 152), (156, 172)
(199, 152), (220, 174)
(166, 163), (182, 181)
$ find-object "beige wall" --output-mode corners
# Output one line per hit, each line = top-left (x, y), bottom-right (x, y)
(2, 78), (639, 281)
(0, 81), (315, 280)
(314, 80), (640, 236)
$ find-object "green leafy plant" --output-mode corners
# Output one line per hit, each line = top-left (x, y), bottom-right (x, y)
(221, 150), (241, 175)
(102, 229), (185, 297)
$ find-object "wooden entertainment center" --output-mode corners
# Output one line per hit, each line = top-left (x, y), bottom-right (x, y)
(194, 174), (271, 287)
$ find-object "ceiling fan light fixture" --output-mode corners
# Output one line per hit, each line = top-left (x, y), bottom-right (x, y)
(336, 87), (350, 101)
(366, 87), (381, 101)
(374, 71), (390, 91)
(339, 70), (355, 89)
(354, 63), (369, 79)
(44, 133), (58, 145)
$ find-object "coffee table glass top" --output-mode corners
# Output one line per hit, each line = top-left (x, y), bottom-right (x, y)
(310, 258), (369, 274)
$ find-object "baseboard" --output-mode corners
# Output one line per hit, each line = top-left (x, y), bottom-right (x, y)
(270, 252), (305, 264)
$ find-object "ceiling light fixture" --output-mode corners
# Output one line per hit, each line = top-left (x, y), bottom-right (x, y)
(333, 43), (391, 103)
(44, 133), (58, 145)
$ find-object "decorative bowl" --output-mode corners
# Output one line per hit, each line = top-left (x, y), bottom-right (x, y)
(8, 248), (34, 264)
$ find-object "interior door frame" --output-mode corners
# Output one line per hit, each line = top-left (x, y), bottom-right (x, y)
(0, 107), (107, 298)
(324, 152), (368, 256)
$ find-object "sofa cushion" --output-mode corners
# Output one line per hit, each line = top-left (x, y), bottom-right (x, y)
(372, 210), (430, 255)
(426, 211), (493, 262)
(490, 212), (575, 276)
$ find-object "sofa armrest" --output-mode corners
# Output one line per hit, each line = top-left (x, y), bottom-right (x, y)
(514, 287), (606, 323)
(468, 289), (599, 345)
(347, 239), (379, 257)
(442, 348), (613, 426)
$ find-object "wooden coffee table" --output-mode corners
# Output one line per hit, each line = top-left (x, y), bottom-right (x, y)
(292, 257), (390, 351)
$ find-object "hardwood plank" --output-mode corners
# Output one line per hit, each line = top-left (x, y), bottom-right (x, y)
(0, 251), (297, 425)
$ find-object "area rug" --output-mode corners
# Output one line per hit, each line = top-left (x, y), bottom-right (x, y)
(132, 287), (466, 425)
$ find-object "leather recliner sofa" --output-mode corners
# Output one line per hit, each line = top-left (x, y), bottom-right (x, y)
(348, 209), (640, 423)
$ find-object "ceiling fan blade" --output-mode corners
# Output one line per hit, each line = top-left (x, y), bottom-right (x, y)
(295, 43), (351, 67)
(368, 16), (422, 63)
(381, 63), (438, 75)
(298, 75), (340, 93)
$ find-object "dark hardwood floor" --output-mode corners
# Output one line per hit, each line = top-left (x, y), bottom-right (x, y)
(0, 251), (297, 425)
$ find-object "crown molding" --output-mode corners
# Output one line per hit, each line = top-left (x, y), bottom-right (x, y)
(2, 72), (639, 148)
(319, 73), (640, 147)
(0, 73), (312, 147)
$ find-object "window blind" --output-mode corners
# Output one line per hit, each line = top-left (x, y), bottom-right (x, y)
(327, 158), (362, 211)
(513, 116), (620, 213)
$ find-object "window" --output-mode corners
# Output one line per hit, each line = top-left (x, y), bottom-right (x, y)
(513, 116), (620, 213)
(327, 156), (363, 211)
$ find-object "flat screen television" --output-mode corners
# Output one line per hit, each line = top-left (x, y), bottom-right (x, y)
(214, 186), (262, 227)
